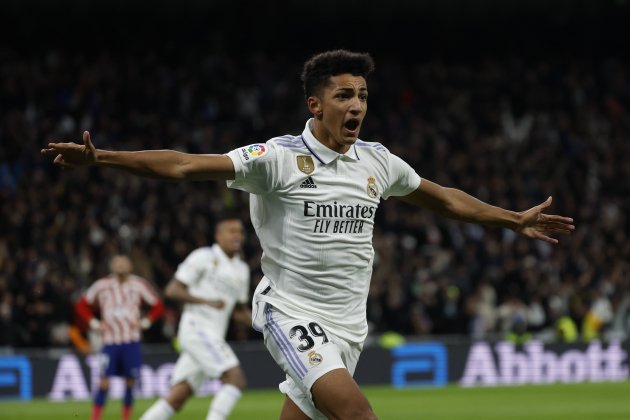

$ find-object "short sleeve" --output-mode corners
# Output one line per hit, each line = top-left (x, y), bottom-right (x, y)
(136, 277), (159, 305)
(382, 153), (422, 199)
(84, 280), (104, 304)
(226, 142), (279, 194)
(174, 248), (208, 287)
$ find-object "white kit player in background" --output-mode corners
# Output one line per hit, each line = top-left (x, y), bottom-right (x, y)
(44, 49), (575, 420)
(141, 216), (251, 420)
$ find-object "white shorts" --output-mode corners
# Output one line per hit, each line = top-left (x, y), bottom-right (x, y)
(262, 304), (362, 420)
(170, 319), (240, 391)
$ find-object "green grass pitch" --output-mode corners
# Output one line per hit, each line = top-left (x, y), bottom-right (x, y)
(1, 382), (629, 419)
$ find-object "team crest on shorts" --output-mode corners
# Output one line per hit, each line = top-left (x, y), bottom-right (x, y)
(367, 176), (379, 198)
(297, 155), (315, 174)
(308, 350), (323, 366)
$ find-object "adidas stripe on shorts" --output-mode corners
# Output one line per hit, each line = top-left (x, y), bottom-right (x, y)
(262, 304), (362, 419)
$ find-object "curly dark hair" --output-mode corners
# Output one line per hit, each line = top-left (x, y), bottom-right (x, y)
(300, 50), (375, 98)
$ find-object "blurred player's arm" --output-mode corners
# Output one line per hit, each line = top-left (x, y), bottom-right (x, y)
(399, 178), (574, 244)
(140, 298), (165, 329)
(231, 303), (252, 327)
(41, 131), (234, 181)
(164, 279), (225, 309)
(75, 296), (104, 331)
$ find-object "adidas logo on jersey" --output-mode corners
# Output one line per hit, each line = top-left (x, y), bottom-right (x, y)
(299, 177), (317, 188)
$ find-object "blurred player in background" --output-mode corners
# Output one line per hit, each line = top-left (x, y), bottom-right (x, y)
(43, 50), (574, 419)
(141, 215), (251, 420)
(76, 255), (164, 420)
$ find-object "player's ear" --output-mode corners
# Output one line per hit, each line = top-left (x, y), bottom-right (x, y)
(307, 96), (323, 119)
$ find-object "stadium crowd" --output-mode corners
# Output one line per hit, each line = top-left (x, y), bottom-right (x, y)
(1, 46), (628, 349)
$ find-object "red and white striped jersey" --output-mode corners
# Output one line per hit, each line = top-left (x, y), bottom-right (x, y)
(83, 274), (161, 345)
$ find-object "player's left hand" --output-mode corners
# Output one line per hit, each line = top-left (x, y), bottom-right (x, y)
(515, 196), (575, 244)
(139, 318), (152, 330)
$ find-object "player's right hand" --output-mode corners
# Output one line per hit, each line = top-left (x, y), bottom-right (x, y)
(207, 299), (225, 309)
(41, 130), (97, 169)
(89, 318), (105, 332)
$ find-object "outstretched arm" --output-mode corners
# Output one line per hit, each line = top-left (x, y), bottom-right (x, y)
(164, 279), (225, 309)
(41, 131), (235, 181)
(398, 179), (574, 244)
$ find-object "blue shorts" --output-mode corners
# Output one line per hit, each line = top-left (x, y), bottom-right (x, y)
(101, 341), (142, 379)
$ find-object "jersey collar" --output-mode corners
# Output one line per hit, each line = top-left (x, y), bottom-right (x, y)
(212, 243), (234, 262)
(301, 119), (360, 164)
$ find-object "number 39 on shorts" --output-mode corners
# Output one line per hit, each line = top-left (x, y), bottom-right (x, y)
(289, 322), (329, 352)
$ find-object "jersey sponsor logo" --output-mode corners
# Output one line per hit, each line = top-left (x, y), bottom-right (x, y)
(296, 155), (315, 174)
(299, 177), (317, 188)
(303, 200), (377, 234)
(239, 144), (267, 163)
(308, 351), (323, 366)
(303, 200), (376, 219)
(367, 176), (379, 198)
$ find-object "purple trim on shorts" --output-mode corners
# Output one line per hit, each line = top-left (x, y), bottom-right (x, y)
(265, 306), (307, 378)
(196, 329), (223, 364)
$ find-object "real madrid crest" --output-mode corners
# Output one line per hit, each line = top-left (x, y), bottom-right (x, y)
(308, 350), (323, 366)
(297, 155), (315, 175)
(367, 176), (379, 198)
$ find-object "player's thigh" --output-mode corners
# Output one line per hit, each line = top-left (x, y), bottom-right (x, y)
(279, 396), (311, 420)
(170, 352), (207, 392)
(121, 341), (143, 380)
(181, 331), (240, 378)
(263, 305), (346, 389)
(101, 344), (121, 377)
(311, 368), (376, 420)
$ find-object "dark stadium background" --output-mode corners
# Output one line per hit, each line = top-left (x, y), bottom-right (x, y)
(1, 0), (628, 365)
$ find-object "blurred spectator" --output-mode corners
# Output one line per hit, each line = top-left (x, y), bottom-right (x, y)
(1, 45), (628, 347)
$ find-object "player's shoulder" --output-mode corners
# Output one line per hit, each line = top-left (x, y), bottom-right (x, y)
(267, 134), (308, 153)
(354, 138), (393, 169)
(189, 246), (214, 258)
(355, 138), (389, 154)
(128, 275), (159, 294)
(90, 276), (114, 288)
(128, 274), (151, 286)
(233, 135), (305, 166)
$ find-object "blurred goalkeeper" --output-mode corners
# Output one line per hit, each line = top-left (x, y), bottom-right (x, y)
(76, 255), (164, 420)
(44, 50), (575, 419)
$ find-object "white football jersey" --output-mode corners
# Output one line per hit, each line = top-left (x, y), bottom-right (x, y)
(174, 244), (250, 339)
(226, 119), (421, 343)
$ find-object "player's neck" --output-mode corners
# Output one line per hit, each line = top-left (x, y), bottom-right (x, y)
(311, 119), (351, 154)
(218, 244), (236, 258)
(115, 274), (129, 282)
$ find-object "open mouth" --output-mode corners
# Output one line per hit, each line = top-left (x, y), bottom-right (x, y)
(344, 119), (360, 132)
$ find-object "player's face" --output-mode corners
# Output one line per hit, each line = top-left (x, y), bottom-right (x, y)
(215, 219), (245, 257)
(110, 255), (133, 277)
(309, 74), (368, 153)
